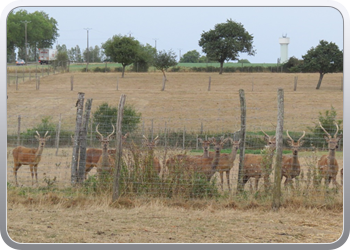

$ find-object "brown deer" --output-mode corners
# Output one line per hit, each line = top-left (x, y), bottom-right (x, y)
(318, 121), (342, 188)
(167, 136), (228, 182)
(84, 132), (129, 179)
(12, 131), (51, 186)
(95, 124), (116, 177)
(242, 129), (276, 191)
(142, 135), (161, 174)
(212, 138), (241, 191)
(281, 131), (305, 188)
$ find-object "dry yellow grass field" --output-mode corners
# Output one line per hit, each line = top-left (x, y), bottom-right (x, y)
(6, 71), (344, 244)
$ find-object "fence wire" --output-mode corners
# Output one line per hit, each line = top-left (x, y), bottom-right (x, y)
(6, 94), (343, 203)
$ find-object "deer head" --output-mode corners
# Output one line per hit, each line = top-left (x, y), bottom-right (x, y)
(211, 136), (229, 153)
(286, 130), (305, 155)
(35, 131), (50, 148)
(142, 135), (159, 151)
(261, 128), (276, 151)
(96, 124), (115, 150)
(228, 138), (241, 151)
(198, 138), (212, 154)
(319, 121), (341, 151)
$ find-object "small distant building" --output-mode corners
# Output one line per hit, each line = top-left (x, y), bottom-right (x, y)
(279, 35), (290, 63)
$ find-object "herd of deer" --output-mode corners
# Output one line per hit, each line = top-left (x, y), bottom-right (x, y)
(12, 121), (343, 191)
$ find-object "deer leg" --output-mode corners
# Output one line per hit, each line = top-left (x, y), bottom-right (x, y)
(13, 163), (21, 186)
(30, 165), (34, 186)
(34, 165), (38, 185)
(219, 171), (224, 191)
(242, 175), (249, 190)
(255, 177), (260, 191)
(226, 170), (231, 191)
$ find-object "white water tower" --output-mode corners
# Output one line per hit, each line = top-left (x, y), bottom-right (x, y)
(279, 34), (290, 63)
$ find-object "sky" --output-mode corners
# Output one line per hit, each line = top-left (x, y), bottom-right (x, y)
(9, 6), (344, 63)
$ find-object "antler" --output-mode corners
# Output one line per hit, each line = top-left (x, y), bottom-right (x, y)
(298, 131), (306, 143)
(36, 131), (41, 137)
(319, 121), (331, 138)
(44, 131), (49, 138)
(107, 124), (115, 139)
(333, 121), (339, 138)
(95, 124), (103, 139)
(260, 128), (270, 138)
(286, 130), (294, 142)
(153, 135), (159, 142)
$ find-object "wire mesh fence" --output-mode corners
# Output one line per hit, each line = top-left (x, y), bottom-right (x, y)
(6, 91), (343, 205)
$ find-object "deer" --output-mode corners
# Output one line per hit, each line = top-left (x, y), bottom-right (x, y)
(317, 121), (342, 188)
(242, 129), (276, 191)
(95, 124), (116, 177)
(142, 135), (161, 175)
(281, 131), (305, 188)
(12, 131), (51, 186)
(167, 136), (228, 182)
(84, 132), (129, 179)
(214, 138), (241, 191)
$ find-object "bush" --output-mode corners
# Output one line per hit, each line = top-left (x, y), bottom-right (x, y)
(92, 102), (141, 136)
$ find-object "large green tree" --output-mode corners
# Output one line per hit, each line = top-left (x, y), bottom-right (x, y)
(198, 19), (255, 74)
(180, 50), (201, 63)
(7, 10), (59, 62)
(102, 35), (140, 77)
(299, 40), (343, 89)
(133, 43), (156, 72)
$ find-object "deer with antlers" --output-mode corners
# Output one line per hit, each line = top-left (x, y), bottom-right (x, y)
(242, 129), (276, 191)
(83, 132), (129, 179)
(12, 131), (51, 186)
(281, 131), (305, 188)
(142, 135), (161, 175)
(95, 124), (116, 177)
(318, 121), (342, 188)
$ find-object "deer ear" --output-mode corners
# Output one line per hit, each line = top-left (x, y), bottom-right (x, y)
(45, 135), (51, 140)
(298, 140), (304, 147)
(198, 138), (203, 143)
(324, 135), (330, 141)
(35, 135), (40, 141)
(287, 140), (293, 147)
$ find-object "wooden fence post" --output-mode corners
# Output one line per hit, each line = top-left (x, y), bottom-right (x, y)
(17, 115), (21, 146)
(237, 89), (246, 193)
(55, 114), (62, 156)
(112, 94), (126, 202)
(272, 88), (284, 211)
(116, 76), (119, 91)
(16, 75), (18, 91)
(78, 98), (93, 183)
(208, 76), (211, 91)
(37, 76), (40, 90)
(294, 76), (298, 91)
(71, 75), (74, 91)
(22, 67), (24, 82)
(71, 92), (85, 185)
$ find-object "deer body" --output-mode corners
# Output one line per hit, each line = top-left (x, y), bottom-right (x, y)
(317, 122), (341, 188)
(210, 138), (241, 191)
(12, 131), (50, 186)
(142, 135), (161, 175)
(242, 129), (276, 191)
(281, 131), (305, 188)
(167, 137), (228, 182)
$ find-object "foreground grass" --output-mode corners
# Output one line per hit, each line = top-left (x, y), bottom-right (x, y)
(7, 184), (343, 243)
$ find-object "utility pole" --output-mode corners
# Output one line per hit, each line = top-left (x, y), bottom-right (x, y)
(84, 28), (92, 72)
(152, 38), (159, 50)
(21, 20), (31, 64)
(178, 48), (182, 62)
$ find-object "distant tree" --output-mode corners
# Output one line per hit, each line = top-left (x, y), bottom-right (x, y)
(238, 59), (250, 67)
(283, 56), (303, 73)
(102, 35), (140, 77)
(198, 19), (255, 74)
(180, 50), (201, 63)
(198, 55), (215, 63)
(299, 40), (343, 89)
(133, 43), (157, 72)
(83, 45), (102, 63)
(56, 44), (67, 52)
(153, 50), (178, 79)
(7, 10), (59, 62)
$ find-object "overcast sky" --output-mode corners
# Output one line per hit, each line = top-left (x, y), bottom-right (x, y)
(12, 6), (344, 63)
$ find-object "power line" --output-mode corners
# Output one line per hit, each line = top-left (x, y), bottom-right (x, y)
(20, 20), (31, 64)
(84, 28), (92, 72)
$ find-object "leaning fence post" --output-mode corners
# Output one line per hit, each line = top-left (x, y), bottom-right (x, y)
(112, 94), (126, 202)
(71, 75), (74, 91)
(71, 92), (85, 185)
(294, 76), (298, 91)
(116, 76), (119, 91)
(78, 98), (93, 183)
(237, 89), (246, 193)
(208, 76), (211, 91)
(272, 88), (284, 211)
(55, 114), (62, 156)
(161, 76), (166, 91)
(17, 115), (21, 146)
